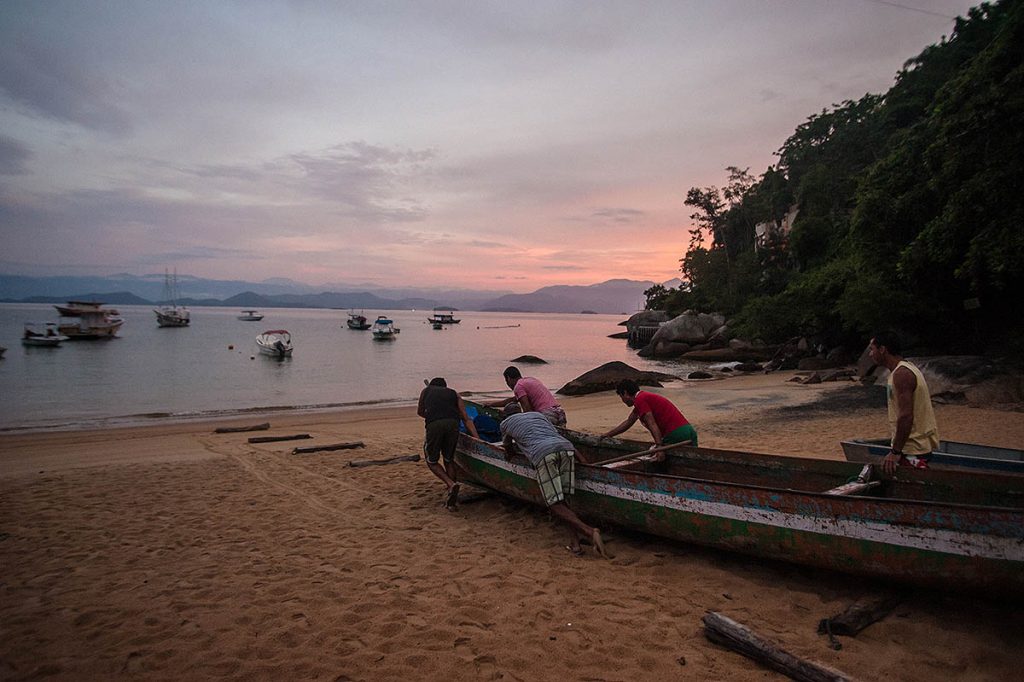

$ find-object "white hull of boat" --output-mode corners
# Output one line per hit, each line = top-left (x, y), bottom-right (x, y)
(155, 307), (190, 327)
(256, 330), (293, 358)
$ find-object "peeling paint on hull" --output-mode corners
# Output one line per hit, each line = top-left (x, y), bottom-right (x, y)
(456, 435), (1024, 594)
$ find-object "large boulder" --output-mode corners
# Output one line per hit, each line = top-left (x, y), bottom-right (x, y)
(557, 361), (679, 396)
(871, 356), (1023, 406)
(680, 347), (775, 362)
(621, 310), (670, 328)
(510, 355), (547, 364)
(652, 311), (726, 345)
(638, 340), (690, 358)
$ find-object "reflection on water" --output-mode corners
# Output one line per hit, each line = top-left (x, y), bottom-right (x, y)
(0, 304), (691, 430)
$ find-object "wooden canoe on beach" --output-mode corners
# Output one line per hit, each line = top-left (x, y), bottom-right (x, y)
(454, 427), (1024, 595)
(841, 438), (1024, 476)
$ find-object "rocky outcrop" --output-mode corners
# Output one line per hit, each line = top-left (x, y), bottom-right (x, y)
(623, 310), (671, 348)
(677, 347), (774, 362)
(864, 355), (1023, 407)
(636, 311), (724, 357)
(557, 361), (680, 396)
(510, 355), (547, 364)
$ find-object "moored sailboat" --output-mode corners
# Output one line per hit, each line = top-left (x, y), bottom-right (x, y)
(154, 269), (190, 327)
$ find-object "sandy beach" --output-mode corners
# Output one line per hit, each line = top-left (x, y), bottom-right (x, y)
(2, 371), (1023, 681)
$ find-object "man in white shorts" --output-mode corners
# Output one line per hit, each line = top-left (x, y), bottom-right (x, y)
(500, 411), (611, 559)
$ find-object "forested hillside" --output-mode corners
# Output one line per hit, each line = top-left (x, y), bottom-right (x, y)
(650, 0), (1022, 356)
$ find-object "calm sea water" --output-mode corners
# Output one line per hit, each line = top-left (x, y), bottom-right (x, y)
(0, 304), (691, 431)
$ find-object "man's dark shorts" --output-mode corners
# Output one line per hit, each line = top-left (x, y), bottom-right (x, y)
(424, 418), (460, 464)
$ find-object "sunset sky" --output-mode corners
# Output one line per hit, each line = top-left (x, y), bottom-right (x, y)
(1, 0), (977, 292)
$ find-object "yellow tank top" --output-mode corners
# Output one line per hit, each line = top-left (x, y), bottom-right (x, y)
(886, 360), (940, 455)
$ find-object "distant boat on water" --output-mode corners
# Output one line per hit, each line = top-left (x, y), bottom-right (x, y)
(427, 307), (460, 325)
(346, 310), (371, 330)
(371, 316), (398, 340)
(238, 310), (265, 321)
(256, 329), (293, 358)
(154, 269), (190, 328)
(54, 301), (123, 339)
(22, 322), (68, 347)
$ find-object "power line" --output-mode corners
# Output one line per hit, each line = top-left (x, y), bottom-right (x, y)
(857, 0), (959, 20)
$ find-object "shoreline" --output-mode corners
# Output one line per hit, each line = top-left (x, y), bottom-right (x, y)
(3, 371), (1023, 680)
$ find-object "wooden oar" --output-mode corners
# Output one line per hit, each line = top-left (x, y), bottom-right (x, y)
(589, 440), (691, 467)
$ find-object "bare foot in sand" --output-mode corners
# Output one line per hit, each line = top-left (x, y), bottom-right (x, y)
(445, 483), (460, 510)
(591, 529), (612, 559)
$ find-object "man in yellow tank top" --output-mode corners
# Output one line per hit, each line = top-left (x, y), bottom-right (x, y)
(868, 332), (940, 475)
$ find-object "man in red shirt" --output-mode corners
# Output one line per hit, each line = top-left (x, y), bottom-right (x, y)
(602, 379), (697, 451)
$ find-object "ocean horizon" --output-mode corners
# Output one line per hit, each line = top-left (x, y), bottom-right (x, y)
(0, 303), (693, 432)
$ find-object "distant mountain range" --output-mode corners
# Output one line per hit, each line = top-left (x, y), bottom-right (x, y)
(0, 273), (669, 314)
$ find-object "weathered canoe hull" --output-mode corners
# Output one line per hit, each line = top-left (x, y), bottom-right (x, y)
(842, 438), (1024, 476)
(455, 434), (1024, 595)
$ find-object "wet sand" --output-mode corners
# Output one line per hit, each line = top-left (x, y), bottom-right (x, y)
(1, 371), (1022, 680)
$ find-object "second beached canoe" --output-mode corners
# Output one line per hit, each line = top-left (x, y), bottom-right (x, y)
(455, 427), (1024, 596)
(841, 438), (1024, 476)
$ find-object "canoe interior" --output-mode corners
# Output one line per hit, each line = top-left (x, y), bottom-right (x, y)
(842, 437), (1024, 476)
(463, 402), (1024, 509)
(566, 436), (1024, 510)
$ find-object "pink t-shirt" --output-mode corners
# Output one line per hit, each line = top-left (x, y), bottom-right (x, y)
(513, 377), (560, 413)
(633, 391), (688, 434)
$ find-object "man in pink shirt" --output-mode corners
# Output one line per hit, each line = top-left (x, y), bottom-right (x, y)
(490, 366), (567, 426)
(602, 379), (697, 452)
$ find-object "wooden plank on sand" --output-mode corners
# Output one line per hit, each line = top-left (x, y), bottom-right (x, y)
(214, 422), (270, 433)
(818, 596), (901, 637)
(291, 441), (365, 454)
(703, 612), (851, 682)
(248, 434), (312, 444)
(349, 454), (421, 468)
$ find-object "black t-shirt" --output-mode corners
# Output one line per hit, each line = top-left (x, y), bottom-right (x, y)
(420, 385), (460, 424)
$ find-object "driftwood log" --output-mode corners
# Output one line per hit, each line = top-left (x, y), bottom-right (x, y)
(247, 434), (312, 444)
(214, 422), (270, 433)
(348, 454), (421, 468)
(703, 612), (851, 682)
(818, 596), (902, 637)
(291, 441), (365, 454)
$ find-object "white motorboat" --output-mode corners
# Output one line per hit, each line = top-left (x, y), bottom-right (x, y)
(55, 301), (124, 339)
(256, 329), (293, 358)
(371, 316), (398, 340)
(238, 310), (265, 321)
(22, 322), (68, 347)
(154, 269), (190, 327)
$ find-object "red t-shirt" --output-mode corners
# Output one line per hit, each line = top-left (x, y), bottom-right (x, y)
(633, 391), (688, 434)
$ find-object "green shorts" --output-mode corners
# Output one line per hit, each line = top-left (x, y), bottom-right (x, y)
(663, 424), (697, 447)
(535, 450), (575, 506)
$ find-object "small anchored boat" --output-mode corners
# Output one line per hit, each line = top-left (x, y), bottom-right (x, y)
(256, 330), (293, 358)
(427, 307), (460, 325)
(54, 301), (123, 339)
(238, 310), (265, 321)
(153, 269), (190, 327)
(346, 310), (371, 330)
(22, 322), (68, 347)
(371, 316), (398, 340)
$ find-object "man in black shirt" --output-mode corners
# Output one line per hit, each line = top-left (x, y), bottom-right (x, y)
(417, 377), (479, 509)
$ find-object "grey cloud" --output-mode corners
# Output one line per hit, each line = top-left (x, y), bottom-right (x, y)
(0, 37), (132, 135)
(273, 142), (437, 222)
(0, 136), (31, 175)
(591, 208), (645, 223)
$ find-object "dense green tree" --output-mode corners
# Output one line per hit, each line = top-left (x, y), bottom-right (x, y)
(664, 0), (1022, 355)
